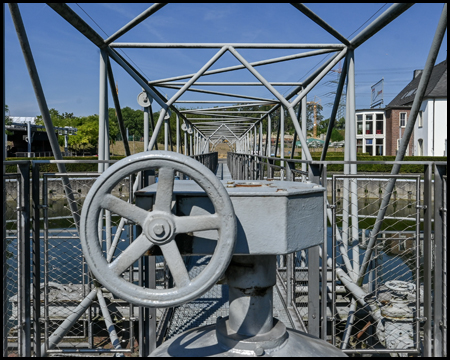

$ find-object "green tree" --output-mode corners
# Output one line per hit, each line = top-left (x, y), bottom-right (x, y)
(68, 115), (99, 153)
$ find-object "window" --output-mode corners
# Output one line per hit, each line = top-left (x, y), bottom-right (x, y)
(376, 114), (383, 134)
(399, 112), (407, 127)
(357, 139), (363, 153)
(357, 115), (363, 135)
(366, 138), (373, 155)
(417, 138), (423, 156)
(376, 138), (384, 156)
(365, 115), (373, 135)
(417, 111), (423, 128)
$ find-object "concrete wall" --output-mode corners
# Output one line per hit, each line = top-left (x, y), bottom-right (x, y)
(5, 176), (431, 203)
(326, 177), (432, 201)
(5, 177), (131, 202)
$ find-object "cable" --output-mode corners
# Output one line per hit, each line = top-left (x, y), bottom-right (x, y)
(282, 3), (389, 98)
(75, 3), (152, 81)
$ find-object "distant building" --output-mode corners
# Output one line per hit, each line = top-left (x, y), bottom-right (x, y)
(355, 109), (386, 155)
(385, 59), (447, 156)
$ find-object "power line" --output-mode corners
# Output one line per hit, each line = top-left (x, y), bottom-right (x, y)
(282, 3), (389, 98)
(75, 3), (152, 81)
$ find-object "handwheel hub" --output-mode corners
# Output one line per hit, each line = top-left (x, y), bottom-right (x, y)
(144, 213), (175, 244)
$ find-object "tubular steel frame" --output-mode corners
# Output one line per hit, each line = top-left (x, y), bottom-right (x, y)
(3, 3), (447, 357)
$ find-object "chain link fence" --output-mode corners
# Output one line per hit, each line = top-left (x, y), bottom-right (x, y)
(331, 175), (422, 355)
(3, 156), (447, 357)
(41, 172), (142, 356)
(4, 172), (22, 356)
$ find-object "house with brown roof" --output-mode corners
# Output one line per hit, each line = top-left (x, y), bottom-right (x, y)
(384, 59), (447, 156)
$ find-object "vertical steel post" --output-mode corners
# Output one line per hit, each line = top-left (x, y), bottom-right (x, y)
(267, 114), (271, 157)
(144, 105), (149, 151)
(176, 115), (180, 153)
(280, 107), (285, 179)
(18, 162), (31, 357)
(331, 176), (337, 346)
(26, 121), (31, 156)
(308, 164), (321, 337)
(423, 164), (432, 356)
(98, 49), (108, 173)
(2, 4), (7, 355)
(347, 49), (360, 278)
(433, 164), (446, 356)
(32, 162), (41, 357)
(164, 114), (169, 151)
(301, 92), (307, 180)
(321, 165), (328, 340)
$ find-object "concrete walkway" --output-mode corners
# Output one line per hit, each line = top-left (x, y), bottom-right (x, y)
(215, 159), (232, 181)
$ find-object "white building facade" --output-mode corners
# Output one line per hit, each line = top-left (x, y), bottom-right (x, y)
(414, 98), (447, 156)
(355, 109), (386, 156)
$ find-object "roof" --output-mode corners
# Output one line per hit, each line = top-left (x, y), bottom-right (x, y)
(387, 59), (447, 108)
(9, 116), (37, 123)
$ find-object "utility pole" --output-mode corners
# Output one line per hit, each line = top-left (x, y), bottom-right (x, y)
(308, 96), (321, 139)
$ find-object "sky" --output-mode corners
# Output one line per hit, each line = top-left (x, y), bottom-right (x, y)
(4, 3), (447, 121)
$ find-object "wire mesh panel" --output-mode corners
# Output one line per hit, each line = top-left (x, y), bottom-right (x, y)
(331, 175), (422, 355)
(441, 175), (447, 357)
(4, 173), (21, 356)
(164, 255), (229, 341)
(41, 173), (142, 356)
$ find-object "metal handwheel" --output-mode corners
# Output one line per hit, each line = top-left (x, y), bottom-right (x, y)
(80, 151), (236, 308)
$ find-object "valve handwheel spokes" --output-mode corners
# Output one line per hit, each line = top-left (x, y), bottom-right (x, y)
(80, 151), (236, 308)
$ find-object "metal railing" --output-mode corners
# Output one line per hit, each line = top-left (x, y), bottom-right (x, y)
(226, 152), (447, 356)
(2, 152), (219, 357)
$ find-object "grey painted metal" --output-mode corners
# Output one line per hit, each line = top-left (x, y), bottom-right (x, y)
(301, 90), (307, 176)
(26, 120), (31, 155)
(146, 46), (228, 154)
(111, 42), (346, 49)
(423, 165), (433, 356)
(98, 50), (108, 172)
(31, 163), (41, 357)
(150, 179), (325, 255)
(2, 4), (6, 354)
(96, 288), (124, 354)
(291, 48), (347, 109)
(151, 322), (346, 357)
(349, 3), (414, 48)
(320, 55), (348, 161)
(160, 81), (304, 86)
(41, 289), (98, 356)
(356, 3), (447, 291)
(433, 164), (446, 356)
(156, 83), (275, 102)
(17, 163), (31, 357)
(80, 151), (236, 308)
(307, 166), (321, 337)
(9, 3), (81, 233)
(144, 103), (150, 151)
(149, 48), (335, 84)
(176, 115), (180, 153)
(290, 3), (350, 45)
(227, 255), (276, 336)
(105, 3), (167, 44)
(280, 106), (285, 178)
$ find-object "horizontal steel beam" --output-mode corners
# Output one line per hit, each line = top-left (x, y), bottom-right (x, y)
(110, 42), (346, 49)
(157, 82), (304, 86)
(148, 48), (335, 84)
